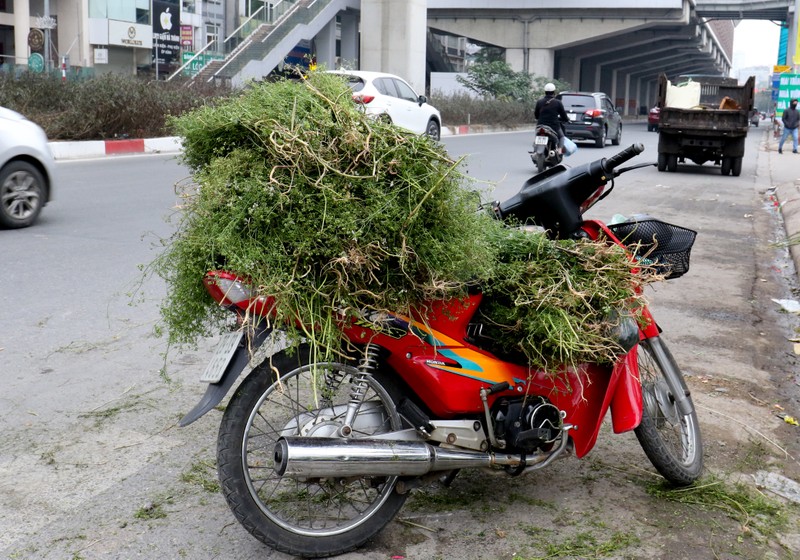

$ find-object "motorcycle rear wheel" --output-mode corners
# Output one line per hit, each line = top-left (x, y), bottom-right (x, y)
(217, 345), (407, 557)
(634, 337), (703, 486)
(534, 153), (546, 173)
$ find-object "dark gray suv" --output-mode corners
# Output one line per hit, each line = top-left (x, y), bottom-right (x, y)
(557, 92), (622, 148)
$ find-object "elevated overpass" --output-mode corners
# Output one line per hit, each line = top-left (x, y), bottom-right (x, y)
(196, 0), (793, 114)
(425, 0), (793, 112)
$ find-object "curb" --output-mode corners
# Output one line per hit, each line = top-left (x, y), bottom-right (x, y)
(47, 117), (648, 158)
(49, 136), (183, 160)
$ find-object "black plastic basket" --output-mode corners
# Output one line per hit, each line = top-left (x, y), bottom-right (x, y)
(608, 219), (697, 279)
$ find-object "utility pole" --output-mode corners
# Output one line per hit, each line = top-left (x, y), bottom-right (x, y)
(792, 0), (800, 70)
(44, 0), (50, 70)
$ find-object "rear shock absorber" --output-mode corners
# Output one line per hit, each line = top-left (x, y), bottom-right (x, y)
(339, 343), (382, 436)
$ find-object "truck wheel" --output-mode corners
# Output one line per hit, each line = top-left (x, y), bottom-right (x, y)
(657, 153), (667, 172)
(721, 158), (731, 176)
(666, 155), (678, 172)
(731, 157), (742, 177)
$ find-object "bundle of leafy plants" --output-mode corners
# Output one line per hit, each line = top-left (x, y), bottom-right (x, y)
(153, 71), (652, 371)
(155, 72), (496, 354)
(477, 227), (648, 368)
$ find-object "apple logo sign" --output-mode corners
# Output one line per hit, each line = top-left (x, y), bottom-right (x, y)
(160, 8), (172, 31)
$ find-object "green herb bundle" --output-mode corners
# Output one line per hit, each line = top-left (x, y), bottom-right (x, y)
(155, 72), (496, 356)
(154, 72), (652, 371)
(477, 226), (648, 369)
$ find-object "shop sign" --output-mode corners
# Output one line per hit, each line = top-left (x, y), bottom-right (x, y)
(153, 0), (180, 75)
(108, 20), (153, 49)
(181, 51), (223, 76)
(776, 74), (800, 116)
(181, 25), (193, 49)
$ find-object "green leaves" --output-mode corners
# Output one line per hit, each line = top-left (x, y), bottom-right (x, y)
(478, 226), (650, 370)
(154, 72), (493, 352)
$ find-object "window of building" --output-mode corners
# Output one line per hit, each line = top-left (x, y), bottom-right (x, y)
(206, 23), (221, 51)
(89, 0), (149, 23)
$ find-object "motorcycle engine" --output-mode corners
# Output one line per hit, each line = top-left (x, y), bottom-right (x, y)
(492, 396), (563, 453)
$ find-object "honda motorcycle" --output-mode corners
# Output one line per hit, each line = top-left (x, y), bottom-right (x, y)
(529, 123), (563, 173)
(180, 143), (703, 558)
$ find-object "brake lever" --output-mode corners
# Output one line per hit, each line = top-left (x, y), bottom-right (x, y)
(615, 161), (657, 176)
(599, 161), (656, 202)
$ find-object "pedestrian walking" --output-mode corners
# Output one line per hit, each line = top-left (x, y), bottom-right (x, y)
(778, 99), (799, 154)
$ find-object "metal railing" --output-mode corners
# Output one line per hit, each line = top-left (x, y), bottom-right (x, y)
(167, 1), (294, 82)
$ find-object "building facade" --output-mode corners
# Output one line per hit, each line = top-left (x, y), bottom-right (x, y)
(0, 0), (223, 78)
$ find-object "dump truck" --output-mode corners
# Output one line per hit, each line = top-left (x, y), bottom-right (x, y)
(655, 73), (755, 176)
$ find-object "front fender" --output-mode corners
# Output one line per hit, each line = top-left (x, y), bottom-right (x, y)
(179, 323), (272, 427)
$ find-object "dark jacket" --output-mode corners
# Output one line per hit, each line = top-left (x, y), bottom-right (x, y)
(535, 94), (569, 134)
(783, 106), (800, 129)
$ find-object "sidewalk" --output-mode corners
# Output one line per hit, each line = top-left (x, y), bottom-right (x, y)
(764, 126), (800, 275)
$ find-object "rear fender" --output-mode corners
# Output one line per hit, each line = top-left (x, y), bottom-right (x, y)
(179, 322), (272, 427)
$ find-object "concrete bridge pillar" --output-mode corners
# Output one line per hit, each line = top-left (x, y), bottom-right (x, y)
(315, 18), (337, 71)
(14, 0), (30, 66)
(527, 48), (556, 79)
(339, 11), (359, 68)
(360, 0), (427, 93)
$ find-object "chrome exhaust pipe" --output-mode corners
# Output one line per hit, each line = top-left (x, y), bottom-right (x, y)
(273, 437), (521, 478)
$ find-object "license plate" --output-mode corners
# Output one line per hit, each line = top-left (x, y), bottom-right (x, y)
(568, 113), (577, 121)
(200, 331), (244, 383)
(534, 136), (548, 145)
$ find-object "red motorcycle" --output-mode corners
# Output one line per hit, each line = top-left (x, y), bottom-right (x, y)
(180, 144), (703, 558)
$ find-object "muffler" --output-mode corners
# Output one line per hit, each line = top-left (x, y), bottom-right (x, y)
(273, 437), (518, 478)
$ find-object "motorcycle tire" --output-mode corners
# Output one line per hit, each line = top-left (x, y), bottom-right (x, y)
(534, 154), (546, 173)
(217, 345), (408, 557)
(634, 337), (703, 486)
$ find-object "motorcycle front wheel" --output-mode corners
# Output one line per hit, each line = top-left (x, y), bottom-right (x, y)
(217, 345), (407, 557)
(634, 336), (703, 486)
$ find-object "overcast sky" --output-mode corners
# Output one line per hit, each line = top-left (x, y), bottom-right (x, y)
(732, 19), (782, 70)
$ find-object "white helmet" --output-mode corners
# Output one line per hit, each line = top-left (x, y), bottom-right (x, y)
(544, 83), (556, 93)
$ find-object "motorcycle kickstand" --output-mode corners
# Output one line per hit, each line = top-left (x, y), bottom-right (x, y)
(395, 469), (461, 495)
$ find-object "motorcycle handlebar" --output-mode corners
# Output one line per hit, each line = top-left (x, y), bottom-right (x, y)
(492, 143), (647, 237)
(602, 143), (645, 175)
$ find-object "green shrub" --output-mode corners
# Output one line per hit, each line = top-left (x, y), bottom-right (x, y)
(429, 92), (535, 127)
(0, 73), (231, 140)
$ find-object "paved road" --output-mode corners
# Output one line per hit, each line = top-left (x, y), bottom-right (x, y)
(2, 123), (799, 559)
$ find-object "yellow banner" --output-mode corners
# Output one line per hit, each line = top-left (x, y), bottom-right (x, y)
(775, 65), (792, 73)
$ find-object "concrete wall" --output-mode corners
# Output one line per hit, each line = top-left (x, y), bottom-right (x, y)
(430, 71), (475, 96)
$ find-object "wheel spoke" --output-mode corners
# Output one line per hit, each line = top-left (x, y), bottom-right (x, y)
(231, 359), (403, 538)
(634, 337), (702, 485)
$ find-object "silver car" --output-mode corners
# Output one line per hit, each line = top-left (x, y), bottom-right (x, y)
(0, 107), (56, 228)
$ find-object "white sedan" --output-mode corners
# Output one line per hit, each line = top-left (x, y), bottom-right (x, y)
(0, 107), (56, 228)
(329, 70), (442, 141)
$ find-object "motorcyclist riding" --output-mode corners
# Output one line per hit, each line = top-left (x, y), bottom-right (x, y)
(534, 83), (569, 148)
